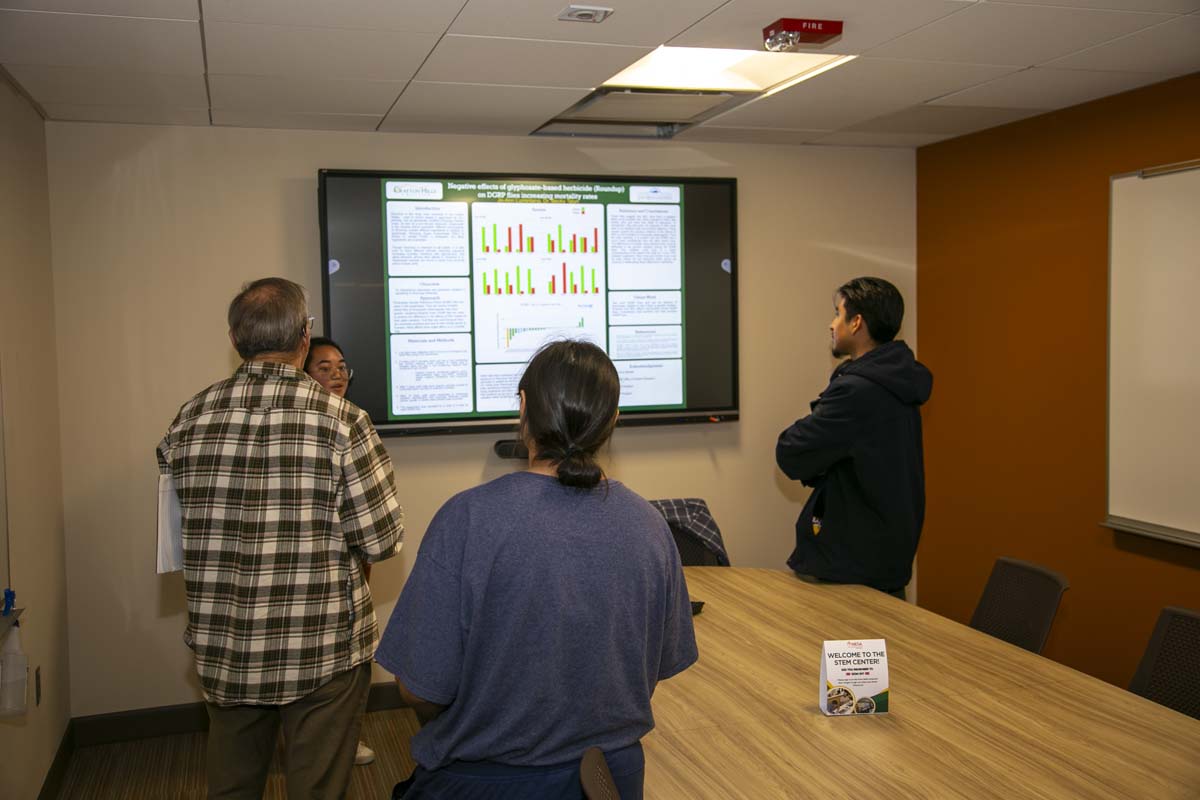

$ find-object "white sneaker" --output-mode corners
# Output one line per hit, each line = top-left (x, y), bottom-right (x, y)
(354, 741), (375, 766)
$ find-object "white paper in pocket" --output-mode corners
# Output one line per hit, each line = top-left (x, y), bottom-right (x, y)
(157, 473), (184, 574)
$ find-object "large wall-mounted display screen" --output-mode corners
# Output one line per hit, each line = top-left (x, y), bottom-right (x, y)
(319, 170), (738, 435)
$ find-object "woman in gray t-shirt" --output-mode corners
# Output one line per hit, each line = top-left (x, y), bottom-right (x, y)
(378, 340), (698, 799)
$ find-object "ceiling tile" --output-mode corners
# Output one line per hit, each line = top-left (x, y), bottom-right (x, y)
(674, 125), (830, 144)
(811, 130), (952, 147)
(849, 104), (1044, 134)
(708, 57), (1014, 130)
(929, 66), (1169, 108)
(669, 0), (976, 52)
(208, 74), (405, 115)
(0, 10), (202, 73)
(204, 21), (438, 81)
(380, 81), (588, 135)
(986, 0), (1200, 12)
(41, 103), (210, 125)
(415, 34), (651, 89)
(0, 1), (198, 19)
(201, 0), (463, 32)
(4, 63), (208, 107)
(866, 3), (1173, 67)
(1045, 14), (1200, 74)
(449, 0), (727, 47)
(212, 109), (383, 131)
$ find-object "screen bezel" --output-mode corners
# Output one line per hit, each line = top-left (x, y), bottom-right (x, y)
(318, 168), (739, 437)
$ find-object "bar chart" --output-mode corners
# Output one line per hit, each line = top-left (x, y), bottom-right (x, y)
(482, 267), (536, 295)
(501, 316), (586, 351)
(481, 224), (536, 254)
(472, 203), (604, 261)
(548, 264), (598, 294)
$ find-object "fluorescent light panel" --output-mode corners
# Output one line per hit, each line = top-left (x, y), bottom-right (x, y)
(603, 46), (851, 94)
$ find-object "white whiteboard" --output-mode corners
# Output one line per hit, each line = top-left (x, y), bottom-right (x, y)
(1108, 162), (1200, 548)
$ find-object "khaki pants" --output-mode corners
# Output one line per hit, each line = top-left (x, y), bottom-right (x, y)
(206, 662), (372, 800)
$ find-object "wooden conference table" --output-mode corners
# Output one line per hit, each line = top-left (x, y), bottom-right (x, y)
(642, 568), (1200, 799)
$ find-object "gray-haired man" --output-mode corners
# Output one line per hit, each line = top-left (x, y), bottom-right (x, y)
(157, 277), (404, 798)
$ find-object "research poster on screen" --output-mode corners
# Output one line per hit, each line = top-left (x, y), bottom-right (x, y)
(381, 179), (686, 420)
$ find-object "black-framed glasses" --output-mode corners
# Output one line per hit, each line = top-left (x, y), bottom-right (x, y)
(314, 364), (353, 380)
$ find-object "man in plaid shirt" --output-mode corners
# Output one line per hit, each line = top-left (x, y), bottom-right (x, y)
(158, 277), (404, 799)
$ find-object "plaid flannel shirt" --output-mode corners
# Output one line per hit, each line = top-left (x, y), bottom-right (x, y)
(157, 361), (404, 706)
(648, 497), (730, 566)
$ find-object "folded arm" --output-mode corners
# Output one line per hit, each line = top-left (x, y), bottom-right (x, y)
(775, 379), (862, 484)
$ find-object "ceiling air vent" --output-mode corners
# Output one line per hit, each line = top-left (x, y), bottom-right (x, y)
(534, 87), (751, 139)
(557, 5), (614, 23)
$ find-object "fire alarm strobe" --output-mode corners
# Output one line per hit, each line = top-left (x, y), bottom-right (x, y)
(763, 18), (844, 51)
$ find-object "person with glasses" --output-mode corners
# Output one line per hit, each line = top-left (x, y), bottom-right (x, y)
(301, 335), (378, 768)
(304, 336), (354, 398)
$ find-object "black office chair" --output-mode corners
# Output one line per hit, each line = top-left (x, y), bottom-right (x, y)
(968, 557), (1069, 654)
(1129, 606), (1200, 720)
(580, 747), (620, 800)
(648, 498), (730, 567)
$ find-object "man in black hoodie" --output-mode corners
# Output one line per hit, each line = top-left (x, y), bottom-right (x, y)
(776, 277), (932, 598)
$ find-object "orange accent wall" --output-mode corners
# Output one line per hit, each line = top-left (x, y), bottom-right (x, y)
(916, 73), (1200, 688)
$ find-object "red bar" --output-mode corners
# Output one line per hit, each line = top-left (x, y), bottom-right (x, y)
(485, 286), (490, 295)
(593, 228), (598, 252)
(550, 241), (555, 253)
(562, 263), (567, 292)
(518, 224), (523, 252)
(507, 283), (512, 294)
(484, 245), (489, 253)
(551, 276), (556, 293)
(530, 287), (535, 295)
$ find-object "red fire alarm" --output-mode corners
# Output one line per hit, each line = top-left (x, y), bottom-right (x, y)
(763, 18), (844, 51)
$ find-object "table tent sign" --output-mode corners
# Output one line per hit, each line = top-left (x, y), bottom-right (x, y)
(820, 639), (889, 715)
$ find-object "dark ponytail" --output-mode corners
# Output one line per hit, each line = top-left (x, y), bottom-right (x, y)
(518, 340), (620, 489)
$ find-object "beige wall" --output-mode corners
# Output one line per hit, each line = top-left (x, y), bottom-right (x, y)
(0, 78), (71, 798)
(44, 121), (916, 716)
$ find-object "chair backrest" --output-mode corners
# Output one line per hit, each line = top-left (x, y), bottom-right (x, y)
(580, 747), (620, 800)
(648, 498), (730, 566)
(668, 524), (722, 566)
(1129, 606), (1200, 720)
(968, 557), (1069, 654)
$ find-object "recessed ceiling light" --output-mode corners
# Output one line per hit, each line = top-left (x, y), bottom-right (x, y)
(602, 46), (852, 94)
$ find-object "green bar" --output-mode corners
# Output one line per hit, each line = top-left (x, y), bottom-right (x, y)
(494, 269), (498, 293)
(591, 268), (596, 293)
(527, 268), (532, 292)
(580, 265), (585, 293)
(548, 279), (553, 293)
(557, 224), (562, 251)
(481, 227), (486, 250)
(492, 224), (497, 250)
(516, 267), (521, 293)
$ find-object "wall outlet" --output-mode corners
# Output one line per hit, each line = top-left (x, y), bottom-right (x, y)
(35, 666), (41, 706)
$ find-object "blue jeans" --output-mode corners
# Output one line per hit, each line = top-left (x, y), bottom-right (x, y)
(393, 741), (644, 799)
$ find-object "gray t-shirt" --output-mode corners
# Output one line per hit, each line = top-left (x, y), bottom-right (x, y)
(376, 471), (698, 770)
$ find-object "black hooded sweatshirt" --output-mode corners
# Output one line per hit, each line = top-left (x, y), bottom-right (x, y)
(776, 340), (933, 593)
